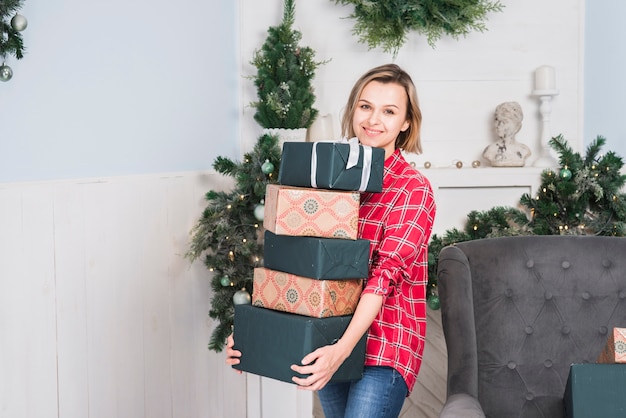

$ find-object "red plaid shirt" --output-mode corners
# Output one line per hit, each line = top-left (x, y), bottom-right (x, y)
(359, 149), (436, 393)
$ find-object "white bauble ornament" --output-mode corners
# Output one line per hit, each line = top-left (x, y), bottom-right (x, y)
(11, 14), (28, 32)
(233, 288), (251, 305)
(0, 64), (13, 82)
(254, 204), (265, 221)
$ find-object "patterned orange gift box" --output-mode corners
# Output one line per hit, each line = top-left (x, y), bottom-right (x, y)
(252, 267), (363, 318)
(263, 184), (359, 240)
(597, 327), (626, 364)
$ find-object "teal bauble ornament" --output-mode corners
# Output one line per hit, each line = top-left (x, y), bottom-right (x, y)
(220, 275), (231, 287)
(261, 159), (274, 174)
(0, 64), (13, 82)
(559, 167), (572, 180)
(233, 288), (251, 305)
(427, 294), (440, 310)
(254, 203), (265, 221)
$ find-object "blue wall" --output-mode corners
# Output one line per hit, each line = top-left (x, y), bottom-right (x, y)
(0, 0), (238, 182)
(1, 1), (620, 182)
(584, 0), (626, 158)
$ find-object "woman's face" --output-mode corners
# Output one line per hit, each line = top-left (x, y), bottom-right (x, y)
(352, 80), (410, 159)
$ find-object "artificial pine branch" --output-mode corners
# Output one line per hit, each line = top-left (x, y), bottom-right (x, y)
(334, 0), (504, 56)
(0, 0), (26, 59)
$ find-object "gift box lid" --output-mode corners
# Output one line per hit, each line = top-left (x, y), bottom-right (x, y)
(232, 304), (366, 384)
(263, 230), (370, 279)
(278, 141), (384, 192)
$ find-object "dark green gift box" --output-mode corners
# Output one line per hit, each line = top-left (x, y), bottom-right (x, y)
(263, 230), (370, 280)
(278, 141), (384, 192)
(233, 304), (366, 384)
(564, 363), (626, 417)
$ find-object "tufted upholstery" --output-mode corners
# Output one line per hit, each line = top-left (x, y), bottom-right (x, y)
(437, 235), (626, 418)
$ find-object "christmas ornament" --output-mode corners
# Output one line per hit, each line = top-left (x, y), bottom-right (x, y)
(254, 202), (265, 221)
(472, 160), (481, 168)
(0, 64), (13, 82)
(424, 161), (432, 169)
(559, 167), (572, 180)
(427, 294), (440, 310)
(261, 159), (275, 174)
(455, 161), (463, 169)
(11, 14), (28, 32)
(220, 275), (231, 287)
(233, 288), (251, 305)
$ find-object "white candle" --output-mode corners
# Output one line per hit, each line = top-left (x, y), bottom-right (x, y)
(535, 65), (556, 91)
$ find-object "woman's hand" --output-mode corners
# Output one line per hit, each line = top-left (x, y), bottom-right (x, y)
(290, 340), (350, 391)
(225, 334), (243, 373)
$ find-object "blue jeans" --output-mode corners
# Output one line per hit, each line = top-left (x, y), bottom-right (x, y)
(317, 366), (408, 418)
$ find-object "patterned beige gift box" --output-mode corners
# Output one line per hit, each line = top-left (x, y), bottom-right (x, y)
(252, 267), (363, 318)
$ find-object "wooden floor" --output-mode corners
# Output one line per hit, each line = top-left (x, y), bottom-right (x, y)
(313, 308), (447, 417)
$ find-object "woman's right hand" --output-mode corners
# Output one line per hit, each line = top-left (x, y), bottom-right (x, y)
(225, 334), (242, 371)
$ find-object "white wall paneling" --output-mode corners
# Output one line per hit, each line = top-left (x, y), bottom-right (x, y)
(0, 172), (246, 418)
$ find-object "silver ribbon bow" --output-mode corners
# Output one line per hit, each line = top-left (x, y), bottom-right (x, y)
(310, 137), (373, 191)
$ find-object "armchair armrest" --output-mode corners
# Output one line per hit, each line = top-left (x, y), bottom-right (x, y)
(439, 393), (485, 418)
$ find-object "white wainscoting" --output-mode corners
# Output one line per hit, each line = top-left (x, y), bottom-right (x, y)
(0, 171), (253, 418)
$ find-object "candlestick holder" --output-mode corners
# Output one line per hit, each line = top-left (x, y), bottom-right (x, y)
(532, 89), (559, 167)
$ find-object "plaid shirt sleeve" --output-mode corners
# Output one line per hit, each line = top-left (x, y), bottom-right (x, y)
(358, 149), (436, 394)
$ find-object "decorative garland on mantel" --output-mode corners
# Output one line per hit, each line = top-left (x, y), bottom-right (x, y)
(333, 0), (504, 56)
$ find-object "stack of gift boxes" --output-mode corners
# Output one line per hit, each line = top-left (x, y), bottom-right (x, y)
(232, 140), (385, 384)
(564, 327), (626, 417)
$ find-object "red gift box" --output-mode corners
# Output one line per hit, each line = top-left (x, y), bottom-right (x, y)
(263, 184), (359, 239)
(597, 327), (626, 364)
(252, 267), (362, 318)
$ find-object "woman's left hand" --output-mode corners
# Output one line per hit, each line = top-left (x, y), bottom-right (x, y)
(290, 341), (349, 391)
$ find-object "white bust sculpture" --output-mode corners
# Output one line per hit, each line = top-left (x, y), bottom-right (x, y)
(482, 101), (531, 167)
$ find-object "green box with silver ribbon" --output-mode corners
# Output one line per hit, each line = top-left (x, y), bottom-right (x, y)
(278, 140), (384, 192)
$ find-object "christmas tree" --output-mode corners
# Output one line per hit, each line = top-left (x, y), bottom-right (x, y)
(250, 0), (327, 129)
(427, 135), (626, 308)
(187, 134), (281, 352)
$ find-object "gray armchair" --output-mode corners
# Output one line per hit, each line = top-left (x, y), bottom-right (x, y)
(437, 235), (626, 418)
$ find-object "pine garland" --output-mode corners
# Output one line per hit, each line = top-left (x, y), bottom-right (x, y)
(333, 0), (504, 56)
(186, 134), (282, 352)
(427, 135), (626, 306)
(0, 0), (26, 59)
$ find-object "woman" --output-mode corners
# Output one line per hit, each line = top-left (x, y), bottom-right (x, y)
(227, 64), (436, 418)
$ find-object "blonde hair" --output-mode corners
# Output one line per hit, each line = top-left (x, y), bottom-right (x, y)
(341, 64), (423, 154)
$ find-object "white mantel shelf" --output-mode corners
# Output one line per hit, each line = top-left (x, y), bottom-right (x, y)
(421, 166), (546, 188)
(415, 166), (547, 235)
